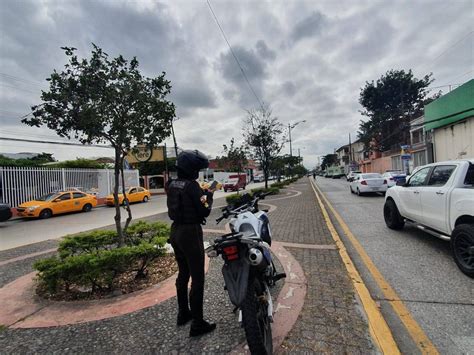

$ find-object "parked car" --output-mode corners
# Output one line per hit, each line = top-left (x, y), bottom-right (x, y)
(382, 171), (407, 188)
(0, 203), (12, 222)
(223, 175), (247, 192)
(17, 191), (97, 219)
(106, 186), (151, 206)
(253, 175), (264, 183)
(350, 173), (388, 196)
(346, 171), (362, 182)
(384, 160), (474, 277)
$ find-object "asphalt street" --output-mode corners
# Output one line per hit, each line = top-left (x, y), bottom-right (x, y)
(0, 181), (267, 251)
(315, 176), (473, 354)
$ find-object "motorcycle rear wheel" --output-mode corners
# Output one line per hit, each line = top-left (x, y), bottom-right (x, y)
(241, 279), (273, 355)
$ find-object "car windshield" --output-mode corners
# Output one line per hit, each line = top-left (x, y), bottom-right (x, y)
(362, 173), (382, 179)
(36, 192), (60, 201)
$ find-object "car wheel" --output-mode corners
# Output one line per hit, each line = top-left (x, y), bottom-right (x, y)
(356, 188), (362, 196)
(350, 186), (353, 194)
(383, 199), (405, 230)
(143, 196), (149, 203)
(82, 203), (92, 212)
(451, 224), (474, 278)
(39, 209), (52, 219)
(224, 189), (227, 192)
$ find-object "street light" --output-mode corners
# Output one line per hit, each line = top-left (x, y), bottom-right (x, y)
(288, 120), (306, 157)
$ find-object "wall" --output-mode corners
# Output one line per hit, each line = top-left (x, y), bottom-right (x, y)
(370, 156), (392, 173)
(433, 117), (474, 161)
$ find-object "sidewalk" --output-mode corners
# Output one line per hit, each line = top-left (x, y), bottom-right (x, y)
(0, 178), (376, 353)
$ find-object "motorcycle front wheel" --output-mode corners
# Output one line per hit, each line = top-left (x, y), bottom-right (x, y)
(241, 279), (273, 355)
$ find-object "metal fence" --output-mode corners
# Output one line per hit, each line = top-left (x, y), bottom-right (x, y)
(0, 167), (139, 207)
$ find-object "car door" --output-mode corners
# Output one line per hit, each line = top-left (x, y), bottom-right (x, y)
(53, 192), (74, 214)
(128, 188), (138, 203)
(398, 167), (431, 222)
(72, 192), (87, 211)
(419, 164), (457, 233)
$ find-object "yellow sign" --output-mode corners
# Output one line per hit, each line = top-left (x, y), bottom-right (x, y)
(126, 146), (165, 164)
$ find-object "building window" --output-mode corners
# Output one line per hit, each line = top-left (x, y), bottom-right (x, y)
(411, 128), (424, 145)
(391, 155), (402, 170)
(413, 151), (426, 168)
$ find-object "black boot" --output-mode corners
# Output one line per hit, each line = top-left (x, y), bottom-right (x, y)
(189, 319), (216, 337)
(177, 310), (193, 326)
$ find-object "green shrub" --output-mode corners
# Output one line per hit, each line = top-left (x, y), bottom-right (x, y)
(33, 221), (170, 295)
(250, 187), (279, 195)
(226, 193), (243, 205)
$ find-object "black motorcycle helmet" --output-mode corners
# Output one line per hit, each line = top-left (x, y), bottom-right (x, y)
(176, 150), (209, 179)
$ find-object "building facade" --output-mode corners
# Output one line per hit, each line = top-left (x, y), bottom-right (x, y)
(425, 79), (474, 161)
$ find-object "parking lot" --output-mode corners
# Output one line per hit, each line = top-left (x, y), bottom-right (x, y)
(315, 176), (473, 354)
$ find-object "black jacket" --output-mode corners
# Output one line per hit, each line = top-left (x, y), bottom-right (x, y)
(166, 179), (213, 225)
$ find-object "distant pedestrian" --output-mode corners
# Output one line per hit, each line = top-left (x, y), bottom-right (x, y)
(166, 150), (217, 337)
(312, 172), (316, 179)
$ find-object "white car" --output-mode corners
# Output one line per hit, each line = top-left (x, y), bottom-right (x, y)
(253, 175), (264, 182)
(382, 171), (407, 188)
(347, 171), (361, 182)
(384, 160), (474, 277)
(350, 173), (388, 195)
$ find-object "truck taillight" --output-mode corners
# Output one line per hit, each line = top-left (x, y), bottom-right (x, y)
(361, 180), (367, 185)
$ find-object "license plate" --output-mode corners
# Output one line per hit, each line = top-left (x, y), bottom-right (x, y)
(370, 187), (379, 190)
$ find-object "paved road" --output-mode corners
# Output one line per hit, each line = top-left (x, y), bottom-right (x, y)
(0, 182), (267, 251)
(315, 176), (474, 354)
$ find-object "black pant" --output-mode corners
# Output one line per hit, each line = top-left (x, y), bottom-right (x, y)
(170, 223), (205, 321)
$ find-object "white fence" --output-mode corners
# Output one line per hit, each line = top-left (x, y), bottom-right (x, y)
(0, 167), (140, 207)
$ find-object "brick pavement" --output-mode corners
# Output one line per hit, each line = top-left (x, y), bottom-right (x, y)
(269, 179), (376, 354)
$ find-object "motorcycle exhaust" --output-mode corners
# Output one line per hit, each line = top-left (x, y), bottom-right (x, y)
(247, 247), (264, 266)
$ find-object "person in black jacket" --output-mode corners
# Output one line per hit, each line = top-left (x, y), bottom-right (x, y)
(166, 150), (216, 337)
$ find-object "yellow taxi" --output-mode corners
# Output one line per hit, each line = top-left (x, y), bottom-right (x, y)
(17, 191), (98, 219)
(106, 186), (151, 206)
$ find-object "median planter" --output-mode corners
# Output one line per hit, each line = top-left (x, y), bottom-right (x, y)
(33, 221), (177, 301)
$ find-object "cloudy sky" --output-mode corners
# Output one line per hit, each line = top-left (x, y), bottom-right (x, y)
(0, 0), (472, 168)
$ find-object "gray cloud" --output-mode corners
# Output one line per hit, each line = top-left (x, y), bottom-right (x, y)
(0, 0), (472, 169)
(291, 11), (327, 43)
(218, 45), (267, 107)
(255, 40), (276, 61)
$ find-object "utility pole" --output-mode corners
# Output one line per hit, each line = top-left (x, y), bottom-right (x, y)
(171, 117), (179, 158)
(288, 123), (292, 157)
(288, 120), (306, 157)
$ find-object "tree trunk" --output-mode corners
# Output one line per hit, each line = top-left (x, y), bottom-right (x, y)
(113, 148), (123, 246)
(121, 154), (133, 233)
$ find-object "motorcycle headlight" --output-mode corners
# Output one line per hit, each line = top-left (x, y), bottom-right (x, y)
(27, 206), (40, 211)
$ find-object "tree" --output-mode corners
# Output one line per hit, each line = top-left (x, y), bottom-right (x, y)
(358, 69), (438, 151)
(0, 153), (55, 167)
(321, 154), (337, 170)
(219, 138), (248, 174)
(23, 44), (175, 245)
(243, 106), (285, 188)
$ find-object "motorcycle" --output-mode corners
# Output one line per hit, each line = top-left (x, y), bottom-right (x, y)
(205, 192), (286, 354)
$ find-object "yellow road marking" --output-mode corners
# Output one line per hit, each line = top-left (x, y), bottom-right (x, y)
(308, 178), (400, 354)
(311, 179), (439, 355)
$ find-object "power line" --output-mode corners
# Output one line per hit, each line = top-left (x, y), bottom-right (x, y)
(206, 0), (265, 111)
(0, 136), (113, 149)
(0, 83), (38, 94)
(418, 30), (474, 74)
(0, 73), (45, 88)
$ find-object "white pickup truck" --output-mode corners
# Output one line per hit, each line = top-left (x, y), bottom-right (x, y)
(383, 159), (474, 277)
